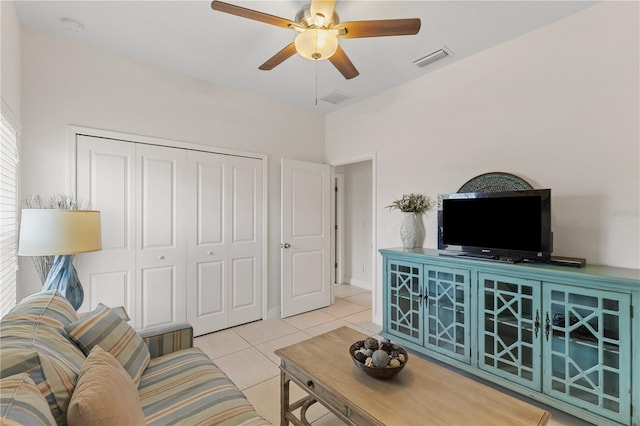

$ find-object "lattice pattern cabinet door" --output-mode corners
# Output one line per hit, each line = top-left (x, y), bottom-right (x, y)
(543, 284), (631, 425)
(385, 260), (423, 345)
(424, 266), (470, 363)
(478, 273), (542, 391)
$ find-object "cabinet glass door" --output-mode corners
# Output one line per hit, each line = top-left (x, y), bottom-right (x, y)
(386, 260), (423, 345)
(479, 273), (541, 390)
(543, 284), (631, 424)
(424, 266), (470, 363)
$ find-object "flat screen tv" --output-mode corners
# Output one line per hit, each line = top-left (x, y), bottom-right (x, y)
(438, 189), (552, 262)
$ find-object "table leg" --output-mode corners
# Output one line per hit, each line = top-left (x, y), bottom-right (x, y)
(281, 368), (290, 426)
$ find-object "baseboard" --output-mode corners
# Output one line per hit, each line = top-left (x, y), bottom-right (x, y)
(348, 278), (371, 290)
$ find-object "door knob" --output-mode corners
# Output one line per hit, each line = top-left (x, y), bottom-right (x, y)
(157, 255), (165, 260)
(206, 251), (213, 255)
(282, 243), (291, 249)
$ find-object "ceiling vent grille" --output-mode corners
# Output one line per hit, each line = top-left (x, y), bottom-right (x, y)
(413, 48), (450, 68)
(320, 90), (352, 105)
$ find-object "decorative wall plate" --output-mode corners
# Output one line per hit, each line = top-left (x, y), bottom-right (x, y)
(458, 172), (533, 193)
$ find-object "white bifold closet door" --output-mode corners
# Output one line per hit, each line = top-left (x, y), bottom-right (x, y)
(185, 151), (263, 335)
(75, 135), (262, 335)
(135, 144), (187, 329)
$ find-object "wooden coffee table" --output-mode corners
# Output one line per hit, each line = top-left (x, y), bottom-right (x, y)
(275, 326), (550, 426)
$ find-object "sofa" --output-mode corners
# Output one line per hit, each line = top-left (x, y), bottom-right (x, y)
(0, 291), (270, 425)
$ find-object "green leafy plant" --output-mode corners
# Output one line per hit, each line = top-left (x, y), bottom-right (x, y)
(386, 193), (433, 215)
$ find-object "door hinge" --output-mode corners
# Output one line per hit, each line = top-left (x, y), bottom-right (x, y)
(335, 224), (338, 230)
(335, 186), (338, 192)
(631, 305), (634, 318)
(630, 404), (633, 417)
(335, 262), (338, 268)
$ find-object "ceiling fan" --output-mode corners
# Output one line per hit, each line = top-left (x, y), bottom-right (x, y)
(211, 0), (421, 79)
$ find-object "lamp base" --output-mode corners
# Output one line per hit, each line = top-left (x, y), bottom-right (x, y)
(42, 255), (84, 310)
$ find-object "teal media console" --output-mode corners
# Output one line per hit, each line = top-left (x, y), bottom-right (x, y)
(380, 248), (640, 425)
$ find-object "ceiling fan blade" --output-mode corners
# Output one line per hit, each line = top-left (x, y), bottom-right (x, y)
(335, 18), (421, 38)
(211, 1), (299, 30)
(329, 45), (359, 80)
(310, 0), (336, 24)
(259, 43), (298, 71)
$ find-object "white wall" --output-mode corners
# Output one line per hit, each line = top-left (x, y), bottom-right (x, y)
(336, 161), (372, 289)
(1, 0), (21, 120)
(326, 2), (640, 323)
(19, 27), (326, 313)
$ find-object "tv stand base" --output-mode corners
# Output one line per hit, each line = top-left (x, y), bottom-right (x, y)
(440, 252), (523, 264)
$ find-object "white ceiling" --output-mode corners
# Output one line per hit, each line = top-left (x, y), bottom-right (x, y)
(14, 1), (596, 114)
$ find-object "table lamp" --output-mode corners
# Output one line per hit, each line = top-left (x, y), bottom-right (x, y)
(18, 209), (101, 310)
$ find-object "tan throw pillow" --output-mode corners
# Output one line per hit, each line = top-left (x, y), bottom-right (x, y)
(67, 346), (146, 426)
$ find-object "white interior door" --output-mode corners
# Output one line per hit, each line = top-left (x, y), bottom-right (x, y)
(76, 135), (136, 315)
(136, 144), (187, 329)
(281, 159), (331, 318)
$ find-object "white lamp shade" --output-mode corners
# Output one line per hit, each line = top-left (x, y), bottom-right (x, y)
(18, 209), (102, 256)
(295, 29), (338, 61)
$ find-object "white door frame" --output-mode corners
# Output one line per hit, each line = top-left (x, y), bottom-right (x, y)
(68, 125), (269, 322)
(333, 173), (345, 285)
(330, 153), (377, 322)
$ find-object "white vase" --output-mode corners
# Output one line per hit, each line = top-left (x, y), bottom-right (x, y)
(400, 212), (420, 249)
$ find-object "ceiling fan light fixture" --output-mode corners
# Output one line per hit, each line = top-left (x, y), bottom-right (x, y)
(295, 29), (338, 61)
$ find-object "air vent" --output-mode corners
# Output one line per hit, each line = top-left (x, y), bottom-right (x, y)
(413, 48), (451, 68)
(320, 90), (352, 105)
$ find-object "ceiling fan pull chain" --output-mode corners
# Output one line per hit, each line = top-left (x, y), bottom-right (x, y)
(315, 61), (318, 107)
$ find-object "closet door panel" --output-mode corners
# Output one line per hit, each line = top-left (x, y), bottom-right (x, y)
(197, 160), (225, 245)
(136, 144), (187, 329)
(140, 157), (176, 249)
(232, 257), (256, 309)
(88, 271), (131, 314)
(141, 266), (177, 328)
(75, 135), (135, 316)
(197, 261), (224, 316)
(228, 157), (263, 326)
(186, 151), (228, 335)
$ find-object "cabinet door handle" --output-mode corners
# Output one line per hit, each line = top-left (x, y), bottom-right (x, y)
(534, 310), (540, 338)
(545, 312), (551, 341)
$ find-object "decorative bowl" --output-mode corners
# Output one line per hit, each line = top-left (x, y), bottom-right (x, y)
(349, 339), (408, 380)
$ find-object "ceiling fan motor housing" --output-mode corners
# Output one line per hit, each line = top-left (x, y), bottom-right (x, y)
(295, 4), (340, 28)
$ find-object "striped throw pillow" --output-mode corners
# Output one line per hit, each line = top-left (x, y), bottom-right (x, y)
(0, 349), (62, 424)
(0, 373), (57, 426)
(65, 304), (150, 387)
(3, 290), (78, 330)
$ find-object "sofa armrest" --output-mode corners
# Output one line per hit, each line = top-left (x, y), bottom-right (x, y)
(139, 323), (194, 358)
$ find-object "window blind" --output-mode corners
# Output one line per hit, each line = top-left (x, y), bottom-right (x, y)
(1, 113), (18, 316)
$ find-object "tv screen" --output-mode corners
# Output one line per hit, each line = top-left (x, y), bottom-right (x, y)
(438, 189), (552, 262)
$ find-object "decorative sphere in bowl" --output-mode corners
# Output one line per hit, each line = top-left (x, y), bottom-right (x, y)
(349, 338), (408, 379)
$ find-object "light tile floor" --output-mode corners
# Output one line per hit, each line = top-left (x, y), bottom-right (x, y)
(194, 285), (588, 425)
